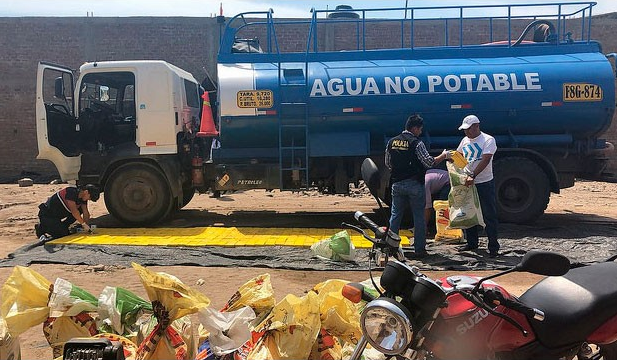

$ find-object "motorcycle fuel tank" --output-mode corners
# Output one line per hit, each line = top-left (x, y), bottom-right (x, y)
(423, 275), (535, 358)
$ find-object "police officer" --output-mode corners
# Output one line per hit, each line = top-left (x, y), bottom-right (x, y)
(386, 114), (450, 258)
(35, 184), (100, 240)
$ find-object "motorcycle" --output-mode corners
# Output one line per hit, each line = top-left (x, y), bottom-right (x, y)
(341, 158), (617, 360)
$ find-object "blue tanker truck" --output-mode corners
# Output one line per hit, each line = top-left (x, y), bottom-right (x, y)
(36, 2), (616, 225)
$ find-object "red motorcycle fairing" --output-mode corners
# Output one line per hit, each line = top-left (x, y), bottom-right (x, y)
(423, 276), (535, 359)
(489, 307), (536, 351)
(587, 313), (617, 345)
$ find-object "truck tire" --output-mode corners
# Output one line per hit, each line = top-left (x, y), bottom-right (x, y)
(494, 157), (550, 224)
(104, 163), (173, 226)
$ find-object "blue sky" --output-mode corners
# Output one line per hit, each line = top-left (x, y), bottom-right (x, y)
(2, 0), (616, 17)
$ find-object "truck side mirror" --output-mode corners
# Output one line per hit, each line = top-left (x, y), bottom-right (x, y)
(54, 77), (65, 99)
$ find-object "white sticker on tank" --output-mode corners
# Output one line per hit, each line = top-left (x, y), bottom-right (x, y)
(218, 64), (257, 116)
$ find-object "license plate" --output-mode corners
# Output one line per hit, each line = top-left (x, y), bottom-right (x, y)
(563, 83), (603, 102)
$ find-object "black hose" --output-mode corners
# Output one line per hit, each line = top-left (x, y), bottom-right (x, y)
(513, 20), (556, 46)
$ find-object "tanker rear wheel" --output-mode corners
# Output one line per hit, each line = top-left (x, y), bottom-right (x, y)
(494, 157), (549, 224)
(104, 163), (173, 226)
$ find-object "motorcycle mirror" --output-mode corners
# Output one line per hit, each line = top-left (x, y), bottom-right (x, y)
(361, 158), (381, 198)
(515, 250), (570, 276)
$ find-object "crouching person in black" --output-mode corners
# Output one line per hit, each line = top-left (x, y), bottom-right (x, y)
(35, 184), (100, 240)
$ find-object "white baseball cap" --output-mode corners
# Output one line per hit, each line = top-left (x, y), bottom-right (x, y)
(458, 115), (480, 130)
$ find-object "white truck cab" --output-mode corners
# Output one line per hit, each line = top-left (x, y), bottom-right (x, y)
(36, 60), (203, 224)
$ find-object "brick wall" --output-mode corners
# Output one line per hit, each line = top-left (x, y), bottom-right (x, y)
(0, 14), (616, 181)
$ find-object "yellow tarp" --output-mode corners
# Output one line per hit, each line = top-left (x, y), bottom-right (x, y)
(49, 227), (413, 249)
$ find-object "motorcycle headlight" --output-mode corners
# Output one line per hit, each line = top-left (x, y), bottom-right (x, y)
(360, 298), (413, 355)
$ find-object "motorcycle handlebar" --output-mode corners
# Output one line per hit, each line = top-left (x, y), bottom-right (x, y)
(455, 289), (529, 337)
(354, 211), (381, 234)
(341, 222), (378, 245)
(504, 297), (545, 322)
(482, 288), (545, 322)
(353, 211), (401, 249)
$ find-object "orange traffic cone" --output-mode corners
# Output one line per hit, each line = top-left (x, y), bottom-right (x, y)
(197, 91), (219, 137)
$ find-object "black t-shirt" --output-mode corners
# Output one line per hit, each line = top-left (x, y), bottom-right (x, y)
(42, 187), (85, 219)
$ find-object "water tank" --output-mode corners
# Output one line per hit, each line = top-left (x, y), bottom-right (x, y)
(327, 5), (359, 19)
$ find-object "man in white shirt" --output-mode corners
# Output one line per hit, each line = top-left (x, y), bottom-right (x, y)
(456, 115), (500, 257)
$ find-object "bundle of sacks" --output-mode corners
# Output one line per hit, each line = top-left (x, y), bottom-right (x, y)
(446, 152), (485, 230)
(0, 264), (209, 360)
(1, 265), (381, 360)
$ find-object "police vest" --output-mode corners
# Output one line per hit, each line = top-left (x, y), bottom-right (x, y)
(388, 132), (426, 184)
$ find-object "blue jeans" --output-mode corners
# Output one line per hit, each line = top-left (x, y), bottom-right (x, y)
(464, 179), (500, 254)
(390, 178), (426, 253)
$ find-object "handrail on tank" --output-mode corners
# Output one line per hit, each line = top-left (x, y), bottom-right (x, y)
(218, 1), (597, 58)
(220, 9), (281, 55)
(307, 8), (317, 54)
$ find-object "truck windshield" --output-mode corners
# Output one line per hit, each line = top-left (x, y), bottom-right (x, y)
(77, 71), (137, 150)
(79, 72), (135, 119)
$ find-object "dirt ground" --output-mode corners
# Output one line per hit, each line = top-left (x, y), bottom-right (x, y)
(1, 180), (617, 359)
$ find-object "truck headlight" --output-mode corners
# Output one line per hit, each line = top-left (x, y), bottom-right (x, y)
(360, 298), (413, 355)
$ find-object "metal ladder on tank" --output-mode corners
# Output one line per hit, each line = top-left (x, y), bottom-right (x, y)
(277, 62), (309, 191)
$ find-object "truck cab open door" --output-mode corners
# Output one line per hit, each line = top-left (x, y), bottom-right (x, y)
(36, 62), (81, 181)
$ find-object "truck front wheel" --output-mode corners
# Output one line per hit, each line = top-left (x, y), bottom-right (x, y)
(494, 157), (550, 224)
(180, 183), (195, 209)
(104, 163), (173, 226)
